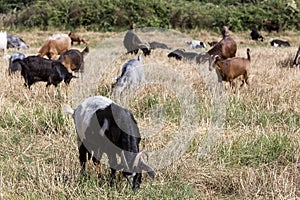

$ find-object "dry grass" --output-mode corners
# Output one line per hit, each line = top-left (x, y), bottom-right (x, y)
(0, 28), (299, 199)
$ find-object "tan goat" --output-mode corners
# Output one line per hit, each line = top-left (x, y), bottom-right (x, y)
(211, 48), (251, 88)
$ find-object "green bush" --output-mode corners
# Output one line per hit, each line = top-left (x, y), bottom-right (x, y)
(1, 0), (300, 32)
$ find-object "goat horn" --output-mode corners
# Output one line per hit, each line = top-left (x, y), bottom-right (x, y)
(132, 150), (147, 170)
(140, 158), (155, 179)
(121, 150), (129, 171)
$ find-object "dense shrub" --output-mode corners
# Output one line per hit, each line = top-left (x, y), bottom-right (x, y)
(1, 0), (300, 32)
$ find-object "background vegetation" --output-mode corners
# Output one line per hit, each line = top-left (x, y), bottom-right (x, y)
(0, 0), (300, 32)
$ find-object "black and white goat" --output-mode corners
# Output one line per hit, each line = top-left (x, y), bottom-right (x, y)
(7, 34), (29, 50)
(187, 40), (206, 49)
(112, 54), (145, 94)
(63, 96), (155, 191)
(16, 55), (76, 88)
(270, 39), (290, 47)
(8, 52), (27, 75)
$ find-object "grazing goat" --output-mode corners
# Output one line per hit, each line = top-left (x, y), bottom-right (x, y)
(263, 20), (281, 33)
(210, 48), (251, 88)
(38, 34), (71, 60)
(250, 29), (264, 41)
(123, 30), (151, 56)
(167, 49), (198, 61)
(58, 46), (89, 72)
(16, 56), (76, 88)
(270, 39), (290, 47)
(7, 34), (29, 50)
(63, 96), (155, 191)
(0, 31), (7, 56)
(187, 40), (206, 49)
(112, 54), (145, 94)
(8, 52), (27, 75)
(292, 45), (300, 67)
(149, 41), (171, 50)
(207, 26), (237, 60)
(68, 32), (87, 45)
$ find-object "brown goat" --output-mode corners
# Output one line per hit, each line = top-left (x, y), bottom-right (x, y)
(68, 32), (87, 45)
(207, 26), (237, 60)
(58, 46), (89, 72)
(211, 48), (251, 88)
(38, 34), (71, 60)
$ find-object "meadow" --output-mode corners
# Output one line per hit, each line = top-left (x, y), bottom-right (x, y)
(0, 28), (299, 199)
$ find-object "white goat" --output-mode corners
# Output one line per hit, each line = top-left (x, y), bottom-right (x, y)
(0, 31), (7, 56)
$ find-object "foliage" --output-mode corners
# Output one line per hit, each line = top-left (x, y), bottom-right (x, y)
(1, 0), (300, 32)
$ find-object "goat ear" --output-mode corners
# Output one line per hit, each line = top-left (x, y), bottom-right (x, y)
(140, 160), (155, 179)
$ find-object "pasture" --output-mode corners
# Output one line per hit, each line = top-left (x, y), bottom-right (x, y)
(0, 28), (299, 199)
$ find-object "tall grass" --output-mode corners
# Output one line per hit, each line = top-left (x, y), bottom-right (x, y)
(0, 29), (299, 199)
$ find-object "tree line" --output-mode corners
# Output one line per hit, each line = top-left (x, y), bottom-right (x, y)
(0, 0), (299, 32)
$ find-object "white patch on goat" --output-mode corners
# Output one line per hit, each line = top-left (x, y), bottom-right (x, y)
(99, 118), (108, 137)
(74, 96), (113, 143)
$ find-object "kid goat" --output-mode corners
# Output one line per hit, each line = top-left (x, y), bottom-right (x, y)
(210, 48), (251, 88)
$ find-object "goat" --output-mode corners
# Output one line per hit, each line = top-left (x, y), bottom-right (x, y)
(8, 52), (27, 75)
(16, 55), (76, 88)
(63, 96), (155, 191)
(7, 34), (29, 50)
(187, 40), (206, 49)
(38, 34), (71, 60)
(263, 20), (281, 33)
(58, 46), (89, 73)
(210, 48), (251, 88)
(68, 32), (87, 45)
(112, 54), (145, 95)
(270, 39), (290, 47)
(292, 45), (300, 67)
(207, 26), (237, 60)
(149, 41), (171, 50)
(250, 29), (264, 41)
(167, 49), (198, 61)
(208, 41), (218, 47)
(123, 30), (151, 56)
(0, 31), (7, 56)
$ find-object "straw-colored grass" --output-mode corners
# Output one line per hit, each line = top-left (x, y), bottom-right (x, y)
(0, 28), (299, 199)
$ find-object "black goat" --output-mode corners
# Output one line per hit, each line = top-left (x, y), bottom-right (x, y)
(63, 96), (155, 191)
(250, 29), (264, 41)
(123, 30), (151, 56)
(149, 41), (171, 50)
(16, 56), (76, 88)
(167, 49), (198, 61)
(263, 20), (281, 33)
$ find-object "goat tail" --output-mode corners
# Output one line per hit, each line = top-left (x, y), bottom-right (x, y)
(62, 104), (74, 115)
(246, 48), (251, 61)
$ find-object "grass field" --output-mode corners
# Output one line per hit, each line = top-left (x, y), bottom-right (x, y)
(0, 28), (299, 199)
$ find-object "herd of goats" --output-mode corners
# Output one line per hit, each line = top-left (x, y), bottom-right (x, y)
(1, 25), (299, 190)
